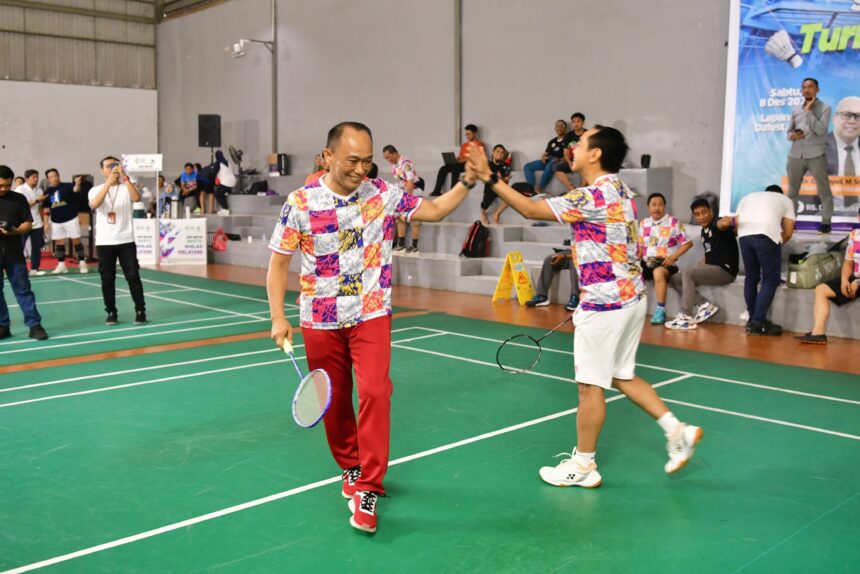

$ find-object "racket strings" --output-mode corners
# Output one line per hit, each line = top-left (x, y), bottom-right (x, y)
(496, 335), (543, 373)
(294, 370), (331, 427)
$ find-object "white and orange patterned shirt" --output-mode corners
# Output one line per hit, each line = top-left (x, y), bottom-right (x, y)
(638, 215), (690, 260)
(545, 174), (645, 311)
(269, 176), (423, 329)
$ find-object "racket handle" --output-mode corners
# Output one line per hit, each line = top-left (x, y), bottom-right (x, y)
(282, 340), (293, 354)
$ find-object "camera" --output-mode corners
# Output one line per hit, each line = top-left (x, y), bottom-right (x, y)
(108, 162), (121, 170)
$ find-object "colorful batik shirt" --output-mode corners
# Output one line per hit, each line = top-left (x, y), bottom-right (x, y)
(545, 174), (645, 311)
(638, 215), (690, 259)
(392, 155), (420, 188)
(847, 228), (860, 276)
(269, 176), (423, 329)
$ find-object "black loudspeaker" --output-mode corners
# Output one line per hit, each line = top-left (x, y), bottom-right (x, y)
(198, 114), (221, 147)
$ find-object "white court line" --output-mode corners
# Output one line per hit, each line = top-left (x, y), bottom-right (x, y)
(139, 276), (299, 309)
(0, 316), (290, 357)
(662, 398), (860, 441)
(0, 314), (262, 348)
(0, 374), (690, 574)
(407, 327), (860, 407)
(59, 276), (266, 321)
(0, 329), (433, 405)
(6, 288), (192, 308)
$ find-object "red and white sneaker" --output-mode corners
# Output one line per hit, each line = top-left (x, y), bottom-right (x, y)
(348, 491), (379, 533)
(665, 424), (704, 474)
(341, 465), (361, 499)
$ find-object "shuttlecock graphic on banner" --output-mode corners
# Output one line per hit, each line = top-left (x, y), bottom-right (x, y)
(764, 30), (803, 68)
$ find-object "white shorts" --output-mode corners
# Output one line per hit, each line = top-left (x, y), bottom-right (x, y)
(573, 297), (646, 389)
(51, 218), (81, 241)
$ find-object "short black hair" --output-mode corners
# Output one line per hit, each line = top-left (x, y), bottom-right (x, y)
(24, 169), (38, 179)
(326, 121), (373, 150)
(571, 112), (585, 122)
(45, 168), (59, 177)
(589, 125), (629, 173)
(0, 165), (14, 180)
(464, 124), (478, 133)
(765, 184), (783, 193)
(690, 198), (711, 211)
(647, 192), (667, 205)
(367, 162), (379, 179)
(184, 163), (194, 169)
(382, 145), (398, 154)
(802, 77), (819, 87)
(493, 144), (507, 152)
(100, 156), (119, 168)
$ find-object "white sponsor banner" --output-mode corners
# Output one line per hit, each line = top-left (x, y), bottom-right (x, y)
(160, 219), (207, 265)
(133, 219), (158, 266)
(122, 154), (163, 173)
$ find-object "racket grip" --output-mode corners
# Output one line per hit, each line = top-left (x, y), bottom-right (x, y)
(282, 340), (293, 354)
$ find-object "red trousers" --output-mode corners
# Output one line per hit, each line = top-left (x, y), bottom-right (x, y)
(301, 315), (393, 494)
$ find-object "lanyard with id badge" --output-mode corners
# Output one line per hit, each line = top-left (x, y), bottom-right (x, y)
(106, 186), (119, 224)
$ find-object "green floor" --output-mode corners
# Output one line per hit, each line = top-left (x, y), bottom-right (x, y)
(1, 272), (858, 573)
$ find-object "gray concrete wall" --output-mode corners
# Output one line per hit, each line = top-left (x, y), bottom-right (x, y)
(157, 0), (730, 213)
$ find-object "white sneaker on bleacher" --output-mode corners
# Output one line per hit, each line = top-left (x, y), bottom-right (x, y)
(217, 209), (230, 216)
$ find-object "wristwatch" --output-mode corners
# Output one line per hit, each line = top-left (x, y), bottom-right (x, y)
(459, 176), (476, 190)
(485, 173), (499, 187)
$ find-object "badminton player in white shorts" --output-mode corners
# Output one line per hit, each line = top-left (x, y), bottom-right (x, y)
(267, 122), (479, 533)
(466, 126), (703, 487)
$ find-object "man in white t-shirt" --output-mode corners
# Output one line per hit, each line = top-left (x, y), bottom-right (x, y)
(734, 185), (796, 336)
(88, 156), (147, 326)
(14, 169), (48, 276)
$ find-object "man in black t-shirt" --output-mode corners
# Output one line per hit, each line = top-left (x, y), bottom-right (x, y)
(666, 198), (739, 330)
(0, 165), (48, 340)
(480, 144), (513, 224)
(524, 119), (568, 194)
(44, 168), (88, 274)
(554, 112), (587, 191)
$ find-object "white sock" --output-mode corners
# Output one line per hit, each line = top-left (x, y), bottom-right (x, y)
(657, 412), (682, 435)
(573, 449), (595, 466)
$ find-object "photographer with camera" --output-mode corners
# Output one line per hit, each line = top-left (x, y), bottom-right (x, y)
(88, 156), (147, 326)
(0, 165), (49, 340)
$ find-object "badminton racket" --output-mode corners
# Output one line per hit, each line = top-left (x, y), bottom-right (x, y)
(496, 316), (573, 373)
(283, 340), (332, 428)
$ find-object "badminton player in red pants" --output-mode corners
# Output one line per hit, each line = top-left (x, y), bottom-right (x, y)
(466, 127), (703, 488)
(267, 122), (478, 533)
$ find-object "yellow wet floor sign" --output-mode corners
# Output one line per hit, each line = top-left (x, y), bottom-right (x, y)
(493, 252), (535, 304)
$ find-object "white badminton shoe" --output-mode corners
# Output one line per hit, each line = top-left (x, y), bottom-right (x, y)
(665, 423), (704, 474)
(539, 451), (602, 488)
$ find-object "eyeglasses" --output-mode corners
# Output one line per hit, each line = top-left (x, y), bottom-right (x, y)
(837, 111), (860, 121)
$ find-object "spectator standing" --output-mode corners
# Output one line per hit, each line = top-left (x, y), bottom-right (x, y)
(554, 113), (588, 192)
(15, 169), (48, 276)
(0, 165), (48, 340)
(44, 169), (88, 274)
(735, 185), (795, 336)
(786, 78), (833, 234)
(88, 156), (147, 326)
(382, 145), (425, 254)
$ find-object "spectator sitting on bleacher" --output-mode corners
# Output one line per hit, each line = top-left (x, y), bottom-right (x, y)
(639, 193), (693, 325)
(735, 184), (795, 336)
(382, 145), (425, 255)
(524, 119), (568, 195)
(480, 144), (513, 225)
(179, 163), (199, 212)
(526, 247), (580, 311)
(554, 113), (587, 192)
(158, 175), (178, 217)
(796, 214), (860, 345)
(430, 124), (484, 196)
(665, 198), (738, 330)
(306, 153), (328, 186)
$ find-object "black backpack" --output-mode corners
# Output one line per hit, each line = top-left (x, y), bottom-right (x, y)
(460, 221), (490, 258)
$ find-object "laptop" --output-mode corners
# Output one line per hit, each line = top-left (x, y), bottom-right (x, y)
(441, 152), (458, 165)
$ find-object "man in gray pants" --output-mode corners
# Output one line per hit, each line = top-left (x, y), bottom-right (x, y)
(787, 77), (833, 234)
(526, 249), (580, 311)
(665, 199), (739, 331)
